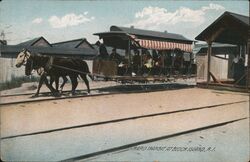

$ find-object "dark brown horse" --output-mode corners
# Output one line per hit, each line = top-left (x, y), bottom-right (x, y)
(25, 59), (67, 96)
(25, 53), (92, 96)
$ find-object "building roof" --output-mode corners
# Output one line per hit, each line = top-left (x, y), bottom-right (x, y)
(110, 26), (193, 43)
(17, 36), (52, 47)
(0, 45), (97, 59)
(2, 37), (98, 59)
(195, 43), (237, 55)
(228, 12), (249, 26)
(195, 11), (249, 44)
(52, 38), (94, 49)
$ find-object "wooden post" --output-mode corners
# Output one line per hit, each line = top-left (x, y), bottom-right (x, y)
(207, 41), (212, 85)
(128, 39), (131, 64)
(247, 40), (250, 91)
(128, 39), (132, 75)
(204, 27), (224, 86)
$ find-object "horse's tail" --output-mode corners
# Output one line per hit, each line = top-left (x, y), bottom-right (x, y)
(79, 59), (94, 80)
(84, 68), (94, 80)
(87, 72), (94, 81)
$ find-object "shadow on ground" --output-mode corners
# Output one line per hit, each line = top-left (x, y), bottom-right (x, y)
(30, 83), (195, 98)
(96, 83), (195, 93)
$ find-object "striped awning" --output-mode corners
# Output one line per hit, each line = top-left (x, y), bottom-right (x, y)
(136, 39), (192, 52)
(129, 35), (192, 52)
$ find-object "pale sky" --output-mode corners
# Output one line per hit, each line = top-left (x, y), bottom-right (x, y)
(0, 0), (249, 45)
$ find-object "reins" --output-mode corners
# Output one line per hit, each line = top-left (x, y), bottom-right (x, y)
(30, 59), (34, 73)
(21, 50), (31, 66)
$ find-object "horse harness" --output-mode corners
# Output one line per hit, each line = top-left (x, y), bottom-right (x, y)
(27, 55), (54, 76)
(36, 57), (54, 76)
(44, 56), (54, 71)
(37, 67), (45, 76)
(21, 50), (31, 65)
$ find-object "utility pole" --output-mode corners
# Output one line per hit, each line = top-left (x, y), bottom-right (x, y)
(0, 25), (12, 45)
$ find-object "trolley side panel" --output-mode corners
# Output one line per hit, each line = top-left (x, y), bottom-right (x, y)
(93, 59), (117, 76)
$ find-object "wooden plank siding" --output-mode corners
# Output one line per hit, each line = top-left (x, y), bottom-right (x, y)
(0, 57), (25, 83)
(196, 55), (230, 80)
(0, 36), (97, 83)
(0, 56), (93, 83)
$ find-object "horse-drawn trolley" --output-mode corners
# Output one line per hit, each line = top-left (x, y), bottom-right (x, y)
(93, 26), (196, 82)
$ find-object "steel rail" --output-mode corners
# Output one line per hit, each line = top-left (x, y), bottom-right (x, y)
(1, 100), (247, 140)
(61, 117), (247, 162)
(0, 81), (169, 98)
(0, 84), (195, 106)
(0, 91), (116, 106)
(0, 87), (109, 98)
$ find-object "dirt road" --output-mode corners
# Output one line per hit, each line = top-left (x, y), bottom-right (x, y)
(0, 86), (249, 161)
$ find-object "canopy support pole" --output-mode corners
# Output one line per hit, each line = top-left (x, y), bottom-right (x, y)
(128, 39), (132, 75)
(206, 41), (212, 85)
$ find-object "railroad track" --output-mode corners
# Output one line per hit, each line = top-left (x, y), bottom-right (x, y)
(0, 83), (194, 106)
(64, 117), (247, 162)
(1, 100), (247, 140)
(1, 99), (248, 161)
(0, 89), (109, 106)
(1, 84), (247, 161)
(59, 99), (249, 161)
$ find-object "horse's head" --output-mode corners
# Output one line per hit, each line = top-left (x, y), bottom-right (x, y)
(15, 48), (31, 68)
(25, 57), (34, 76)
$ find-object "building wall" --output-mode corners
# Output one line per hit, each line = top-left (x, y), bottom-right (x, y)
(0, 55), (93, 83)
(196, 56), (206, 79)
(33, 39), (50, 47)
(0, 57), (25, 83)
(77, 41), (92, 49)
(196, 55), (229, 80)
(210, 56), (228, 80)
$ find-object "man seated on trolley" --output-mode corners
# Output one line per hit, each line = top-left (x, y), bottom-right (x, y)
(95, 40), (109, 59)
(110, 48), (122, 64)
(132, 49), (141, 75)
(142, 50), (153, 75)
(109, 48), (125, 75)
(153, 50), (165, 75)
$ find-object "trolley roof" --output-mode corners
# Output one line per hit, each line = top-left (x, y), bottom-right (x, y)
(110, 26), (193, 43)
(94, 26), (193, 52)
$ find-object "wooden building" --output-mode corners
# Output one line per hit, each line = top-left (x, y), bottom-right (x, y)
(18, 36), (52, 47)
(52, 38), (94, 49)
(195, 43), (238, 80)
(195, 11), (249, 90)
(0, 37), (97, 83)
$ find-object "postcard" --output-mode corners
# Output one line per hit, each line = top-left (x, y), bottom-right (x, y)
(0, 0), (249, 161)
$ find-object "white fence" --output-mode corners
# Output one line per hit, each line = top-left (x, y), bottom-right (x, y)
(0, 57), (26, 83)
(196, 55), (229, 80)
(0, 57), (93, 83)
